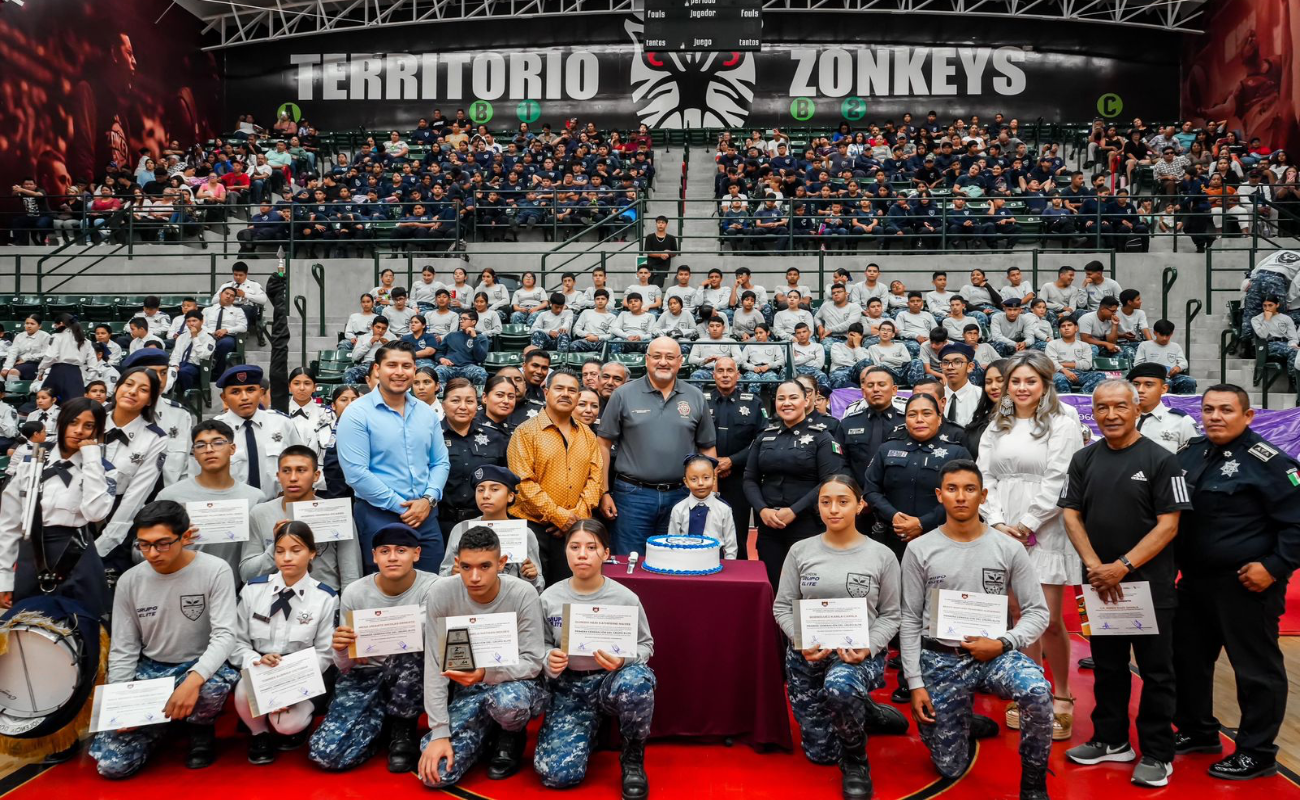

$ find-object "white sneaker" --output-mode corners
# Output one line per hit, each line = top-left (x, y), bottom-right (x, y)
(1131, 757), (1173, 788)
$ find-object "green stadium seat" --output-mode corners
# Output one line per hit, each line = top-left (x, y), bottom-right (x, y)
(45, 297), (80, 316)
(11, 296), (43, 318)
(484, 351), (522, 376)
(80, 296), (117, 322)
(314, 350), (349, 381)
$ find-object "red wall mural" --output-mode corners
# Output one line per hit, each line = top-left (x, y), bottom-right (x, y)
(0, 0), (220, 195)
(1182, 0), (1300, 155)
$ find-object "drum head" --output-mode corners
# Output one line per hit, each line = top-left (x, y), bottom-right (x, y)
(0, 627), (79, 720)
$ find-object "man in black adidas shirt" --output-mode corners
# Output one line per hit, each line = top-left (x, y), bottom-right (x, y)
(1059, 379), (1191, 788)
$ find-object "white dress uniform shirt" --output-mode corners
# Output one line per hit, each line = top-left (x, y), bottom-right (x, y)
(287, 400), (328, 450)
(98, 412), (170, 557)
(102, 339), (124, 366)
(127, 309), (172, 338)
(155, 398), (193, 487)
(231, 572), (338, 672)
(943, 380), (984, 426)
(0, 444), (113, 591)
(1137, 404), (1199, 454)
(127, 335), (165, 355)
(667, 492), (738, 559)
(202, 303), (249, 336)
(213, 408), (305, 501)
(27, 406), (59, 438)
(37, 330), (96, 379)
(215, 278), (270, 315)
(169, 329), (216, 367)
(0, 402), (18, 440)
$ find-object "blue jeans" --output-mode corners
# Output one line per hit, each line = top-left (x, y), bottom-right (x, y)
(611, 479), (687, 555)
(354, 500), (443, 574)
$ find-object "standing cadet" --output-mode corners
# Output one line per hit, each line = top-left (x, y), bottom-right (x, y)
(1173, 384), (1300, 780)
(1128, 363), (1199, 454)
(902, 460), (1053, 800)
(773, 476), (903, 800)
(119, 349), (193, 487)
(417, 526), (547, 789)
(231, 520), (338, 764)
(1061, 380), (1189, 788)
(96, 367), (169, 578)
(309, 524), (439, 773)
(533, 519), (654, 798)
(213, 365), (304, 502)
(704, 357), (766, 557)
(744, 380), (845, 588)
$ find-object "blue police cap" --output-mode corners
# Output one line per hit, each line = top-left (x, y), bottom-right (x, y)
(472, 465), (519, 492)
(372, 523), (421, 548)
(120, 349), (169, 370)
(215, 365), (263, 389)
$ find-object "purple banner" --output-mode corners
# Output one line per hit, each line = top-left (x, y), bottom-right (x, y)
(829, 389), (1300, 458)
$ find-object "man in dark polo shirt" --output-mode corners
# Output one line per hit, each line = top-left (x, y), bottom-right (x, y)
(1059, 379), (1191, 789)
(597, 336), (717, 555)
(642, 215), (678, 287)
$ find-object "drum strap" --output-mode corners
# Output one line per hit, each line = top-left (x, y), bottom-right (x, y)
(31, 491), (91, 595)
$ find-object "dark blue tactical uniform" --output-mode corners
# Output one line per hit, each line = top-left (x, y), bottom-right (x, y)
(1174, 429), (1300, 773)
(862, 436), (972, 561)
(743, 422), (845, 587)
(439, 418), (509, 530)
(705, 387), (767, 557)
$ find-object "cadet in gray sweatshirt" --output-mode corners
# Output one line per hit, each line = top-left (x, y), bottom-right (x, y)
(770, 476), (904, 794)
(418, 525), (546, 789)
(532, 519), (654, 796)
(307, 523), (439, 773)
(90, 501), (240, 779)
(899, 460), (1053, 796)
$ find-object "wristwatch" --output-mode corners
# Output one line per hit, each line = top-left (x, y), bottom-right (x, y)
(996, 636), (1015, 655)
(422, 493), (437, 507)
(1118, 556), (1135, 573)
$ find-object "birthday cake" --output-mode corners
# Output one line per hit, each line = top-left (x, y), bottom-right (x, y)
(642, 535), (722, 575)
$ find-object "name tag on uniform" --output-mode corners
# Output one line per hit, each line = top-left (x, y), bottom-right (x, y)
(847, 428), (865, 435)
(252, 613), (271, 623)
(888, 450), (908, 458)
(762, 436), (777, 441)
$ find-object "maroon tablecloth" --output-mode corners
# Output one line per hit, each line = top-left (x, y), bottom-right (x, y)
(602, 560), (793, 751)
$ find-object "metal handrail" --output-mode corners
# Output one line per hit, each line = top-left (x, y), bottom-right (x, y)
(1184, 298), (1202, 365)
(293, 295), (309, 369)
(539, 199), (646, 281)
(1161, 266), (1178, 322)
(310, 263), (327, 335)
(1220, 328), (1233, 385)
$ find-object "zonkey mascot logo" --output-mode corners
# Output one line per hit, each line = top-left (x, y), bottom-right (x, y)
(625, 12), (756, 129)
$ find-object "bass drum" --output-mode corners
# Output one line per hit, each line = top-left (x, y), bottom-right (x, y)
(0, 596), (103, 752)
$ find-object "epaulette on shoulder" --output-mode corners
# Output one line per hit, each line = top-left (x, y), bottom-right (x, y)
(317, 582), (338, 596)
(247, 575), (270, 584)
(1168, 408), (1189, 417)
(145, 423), (166, 437)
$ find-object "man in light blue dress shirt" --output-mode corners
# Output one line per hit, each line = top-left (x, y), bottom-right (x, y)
(336, 340), (450, 573)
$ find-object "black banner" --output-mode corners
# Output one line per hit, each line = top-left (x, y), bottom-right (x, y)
(222, 12), (1179, 132)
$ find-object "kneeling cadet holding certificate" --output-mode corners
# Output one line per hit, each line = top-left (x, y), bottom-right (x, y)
(900, 460), (1054, 800)
(90, 501), (240, 778)
(231, 520), (338, 765)
(308, 523), (438, 773)
(418, 525), (546, 789)
(773, 475), (904, 800)
(534, 519), (655, 798)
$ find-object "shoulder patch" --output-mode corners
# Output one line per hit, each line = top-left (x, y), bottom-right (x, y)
(317, 582), (338, 596)
(1168, 408), (1188, 417)
(165, 398), (184, 409)
(1249, 442), (1279, 462)
(145, 423), (166, 437)
(247, 575), (270, 584)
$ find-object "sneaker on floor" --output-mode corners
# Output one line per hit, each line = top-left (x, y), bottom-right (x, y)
(1131, 757), (1172, 788)
(1173, 731), (1223, 755)
(1066, 740), (1136, 765)
(1208, 752), (1278, 781)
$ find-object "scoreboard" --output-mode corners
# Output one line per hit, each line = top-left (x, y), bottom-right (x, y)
(643, 0), (762, 52)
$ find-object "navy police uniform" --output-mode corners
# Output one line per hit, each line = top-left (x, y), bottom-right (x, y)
(862, 437), (972, 561)
(743, 421), (845, 587)
(1173, 429), (1300, 774)
(704, 386), (766, 558)
(439, 417), (509, 530)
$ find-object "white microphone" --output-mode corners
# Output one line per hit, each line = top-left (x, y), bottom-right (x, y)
(627, 551), (639, 574)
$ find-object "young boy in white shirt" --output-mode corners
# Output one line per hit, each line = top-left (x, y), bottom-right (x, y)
(667, 454), (738, 559)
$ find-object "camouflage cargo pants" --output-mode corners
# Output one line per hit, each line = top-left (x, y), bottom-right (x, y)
(533, 664), (656, 788)
(308, 653), (423, 771)
(90, 656), (239, 779)
(785, 645), (887, 764)
(419, 678), (548, 788)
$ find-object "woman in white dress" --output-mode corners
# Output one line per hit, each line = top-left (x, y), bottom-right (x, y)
(977, 350), (1083, 741)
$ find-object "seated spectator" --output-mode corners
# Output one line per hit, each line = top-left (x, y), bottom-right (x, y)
(344, 316), (392, 383)
(434, 309), (489, 386)
(530, 293), (573, 351)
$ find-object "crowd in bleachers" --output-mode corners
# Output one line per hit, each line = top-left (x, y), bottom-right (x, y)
(322, 258), (1195, 401)
(5, 112), (657, 253)
(708, 115), (1297, 254)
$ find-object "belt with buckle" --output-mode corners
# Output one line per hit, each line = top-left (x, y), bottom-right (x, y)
(615, 473), (684, 492)
(922, 638), (968, 657)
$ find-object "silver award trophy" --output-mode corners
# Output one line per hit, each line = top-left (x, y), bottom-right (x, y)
(443, 628), (475, 670)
